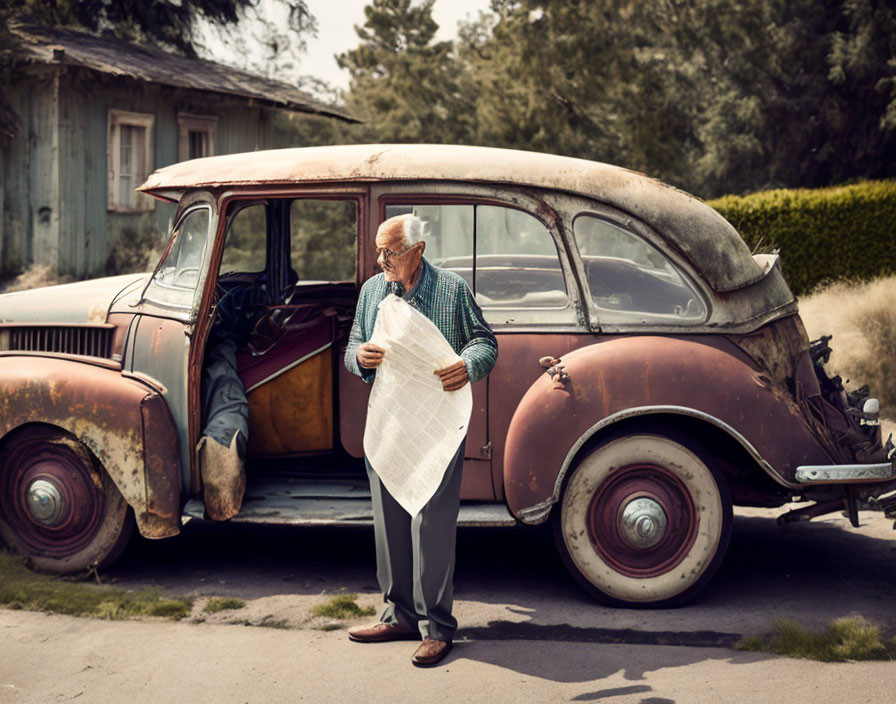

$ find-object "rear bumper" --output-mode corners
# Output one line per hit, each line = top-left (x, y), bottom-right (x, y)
(795, 461), (895, 484)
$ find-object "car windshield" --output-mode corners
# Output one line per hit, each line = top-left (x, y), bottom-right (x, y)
(145, 206), (210, 308)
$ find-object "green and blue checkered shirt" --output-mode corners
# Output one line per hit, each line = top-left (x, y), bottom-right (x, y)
(344, 257), (498, 384)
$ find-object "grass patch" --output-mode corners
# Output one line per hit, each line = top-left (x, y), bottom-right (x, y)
(0, 551), (192, 621)
(735, 616), (896, 662)
(258, 614), (290, 630)
(226, 615), (291, 629)
(311, 593), (376, 620)
(205, 597), (246, 614)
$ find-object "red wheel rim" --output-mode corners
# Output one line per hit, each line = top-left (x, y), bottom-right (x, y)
(586, 463), (699, 578)
(0, 437), (104, 557)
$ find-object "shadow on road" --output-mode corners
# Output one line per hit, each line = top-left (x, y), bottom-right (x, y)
(451, 637), (771, 687)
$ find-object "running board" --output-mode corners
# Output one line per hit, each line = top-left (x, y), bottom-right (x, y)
(182, 495), (518, 527)
(794, 462), (895, 484)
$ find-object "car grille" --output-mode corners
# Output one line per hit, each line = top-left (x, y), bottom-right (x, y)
(0, 325), (114, 359)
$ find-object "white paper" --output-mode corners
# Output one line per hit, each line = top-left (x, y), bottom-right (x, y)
(363, 294), (473, 516)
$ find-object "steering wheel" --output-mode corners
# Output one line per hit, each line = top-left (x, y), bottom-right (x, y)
(211, 281), (255, 338)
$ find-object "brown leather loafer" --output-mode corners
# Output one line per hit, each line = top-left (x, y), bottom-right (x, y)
(411, 638), (453, 667)
(347, 622), (420, 643)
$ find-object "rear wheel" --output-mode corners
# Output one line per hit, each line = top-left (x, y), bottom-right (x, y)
(0, 426), (133, 574)
(554, 432), (732, 607)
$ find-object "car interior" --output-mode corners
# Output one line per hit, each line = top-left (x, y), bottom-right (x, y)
(207, 197), (362, 482)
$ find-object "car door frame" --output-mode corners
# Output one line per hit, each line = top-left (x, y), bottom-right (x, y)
(126, 190), (218, 494)
(190, 184), (369, 485)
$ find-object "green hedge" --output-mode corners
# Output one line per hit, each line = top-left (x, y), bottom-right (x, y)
(709, 180), (896, 296)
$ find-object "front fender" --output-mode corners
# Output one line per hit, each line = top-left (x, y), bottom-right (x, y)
(0, 355), (181, 538)
(503, 336), (832, 522)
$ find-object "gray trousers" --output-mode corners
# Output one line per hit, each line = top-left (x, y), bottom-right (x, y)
(365, 439), (466, 641)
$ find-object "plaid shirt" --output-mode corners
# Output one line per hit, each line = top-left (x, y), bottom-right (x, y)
(344, 257), (498, 384)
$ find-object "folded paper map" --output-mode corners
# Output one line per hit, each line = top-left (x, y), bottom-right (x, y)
(363, 294), (473, 516)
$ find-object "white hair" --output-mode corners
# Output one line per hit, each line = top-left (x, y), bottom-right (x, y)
(376, 213), (429, 248)
(398, 213), (427, 247)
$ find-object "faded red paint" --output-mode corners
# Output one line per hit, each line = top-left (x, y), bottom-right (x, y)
(488, 333), (594, 501)
(501, 335), (834, 518)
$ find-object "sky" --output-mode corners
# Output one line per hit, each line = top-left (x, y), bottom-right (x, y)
(301, 0), (491, 89)
(194, 0), (492, 95)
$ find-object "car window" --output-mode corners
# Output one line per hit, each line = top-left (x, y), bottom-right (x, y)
(384, 203), (568, 309)
(221, 203), (266, 274)
(290, 199), (357, 282)
(574, 214), (706, 321)
(145, 206), (210, 308)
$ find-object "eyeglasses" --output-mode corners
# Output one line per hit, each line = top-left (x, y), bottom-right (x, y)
(376, 243), (419, 261)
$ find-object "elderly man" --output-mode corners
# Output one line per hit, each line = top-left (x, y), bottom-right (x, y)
(344, 213), (497, 667)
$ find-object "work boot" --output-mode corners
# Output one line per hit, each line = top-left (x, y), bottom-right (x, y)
(198, 431), (246, 521)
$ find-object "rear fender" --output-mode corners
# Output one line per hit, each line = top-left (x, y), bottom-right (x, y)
(0, 356), (181, 538)
(503, 336), (832, 523)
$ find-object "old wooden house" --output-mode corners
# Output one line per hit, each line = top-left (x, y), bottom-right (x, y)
(0, 25), (353, 281)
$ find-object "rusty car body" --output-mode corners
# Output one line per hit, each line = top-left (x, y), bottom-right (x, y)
(1, 144), (894, 605)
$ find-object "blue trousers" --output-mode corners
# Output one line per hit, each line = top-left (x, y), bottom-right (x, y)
(365, 440), (466, 641)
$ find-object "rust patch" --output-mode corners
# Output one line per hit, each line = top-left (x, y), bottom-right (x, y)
(0, 356), (181, 540)
(729, 314), (807, 393)
(134, 512), (180, 539)
(539, 356), (570, 390)
(87, 303), (108, 324)
(54, 435), (103, 491)
(140, 392), (181, 533)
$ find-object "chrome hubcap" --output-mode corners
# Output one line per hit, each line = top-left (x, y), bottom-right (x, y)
(26, 479), (65, 526)
(620, 497), (667, 549)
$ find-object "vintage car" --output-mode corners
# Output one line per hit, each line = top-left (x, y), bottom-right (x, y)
(1, 144), (894, 607)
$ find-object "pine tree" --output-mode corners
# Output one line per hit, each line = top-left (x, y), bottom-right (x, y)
(337, 0), (476, 143)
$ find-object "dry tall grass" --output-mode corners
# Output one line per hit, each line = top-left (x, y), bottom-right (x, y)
(0, 228), (163, 294)
(799, 276), (896, 429)
(0, 264), (71, 293)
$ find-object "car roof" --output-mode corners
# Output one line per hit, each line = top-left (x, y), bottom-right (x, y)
(140, 144), (762, 292)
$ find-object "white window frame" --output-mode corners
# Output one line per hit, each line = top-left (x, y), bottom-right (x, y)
(177, 113), (217, 161)
(107, 109), (155, 212)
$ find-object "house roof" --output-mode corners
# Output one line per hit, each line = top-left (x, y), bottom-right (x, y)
(140, 143), (765, 293)
(12, 24), (355, 123)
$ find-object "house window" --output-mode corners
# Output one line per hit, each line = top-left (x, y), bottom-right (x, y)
(107, 110), (154, 212)
(178, 114), (217, 161)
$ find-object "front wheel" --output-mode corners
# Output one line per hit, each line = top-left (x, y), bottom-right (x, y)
(0, 427), (133, 574)
(554, 432), (732, 607)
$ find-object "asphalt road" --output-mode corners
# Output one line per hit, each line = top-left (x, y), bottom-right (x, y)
(3, 506), (896, 703)
(4, 609), (896, 704)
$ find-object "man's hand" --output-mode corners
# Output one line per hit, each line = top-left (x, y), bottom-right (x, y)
(357, 342), (386, 369)
(434, 360), (469, 391)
